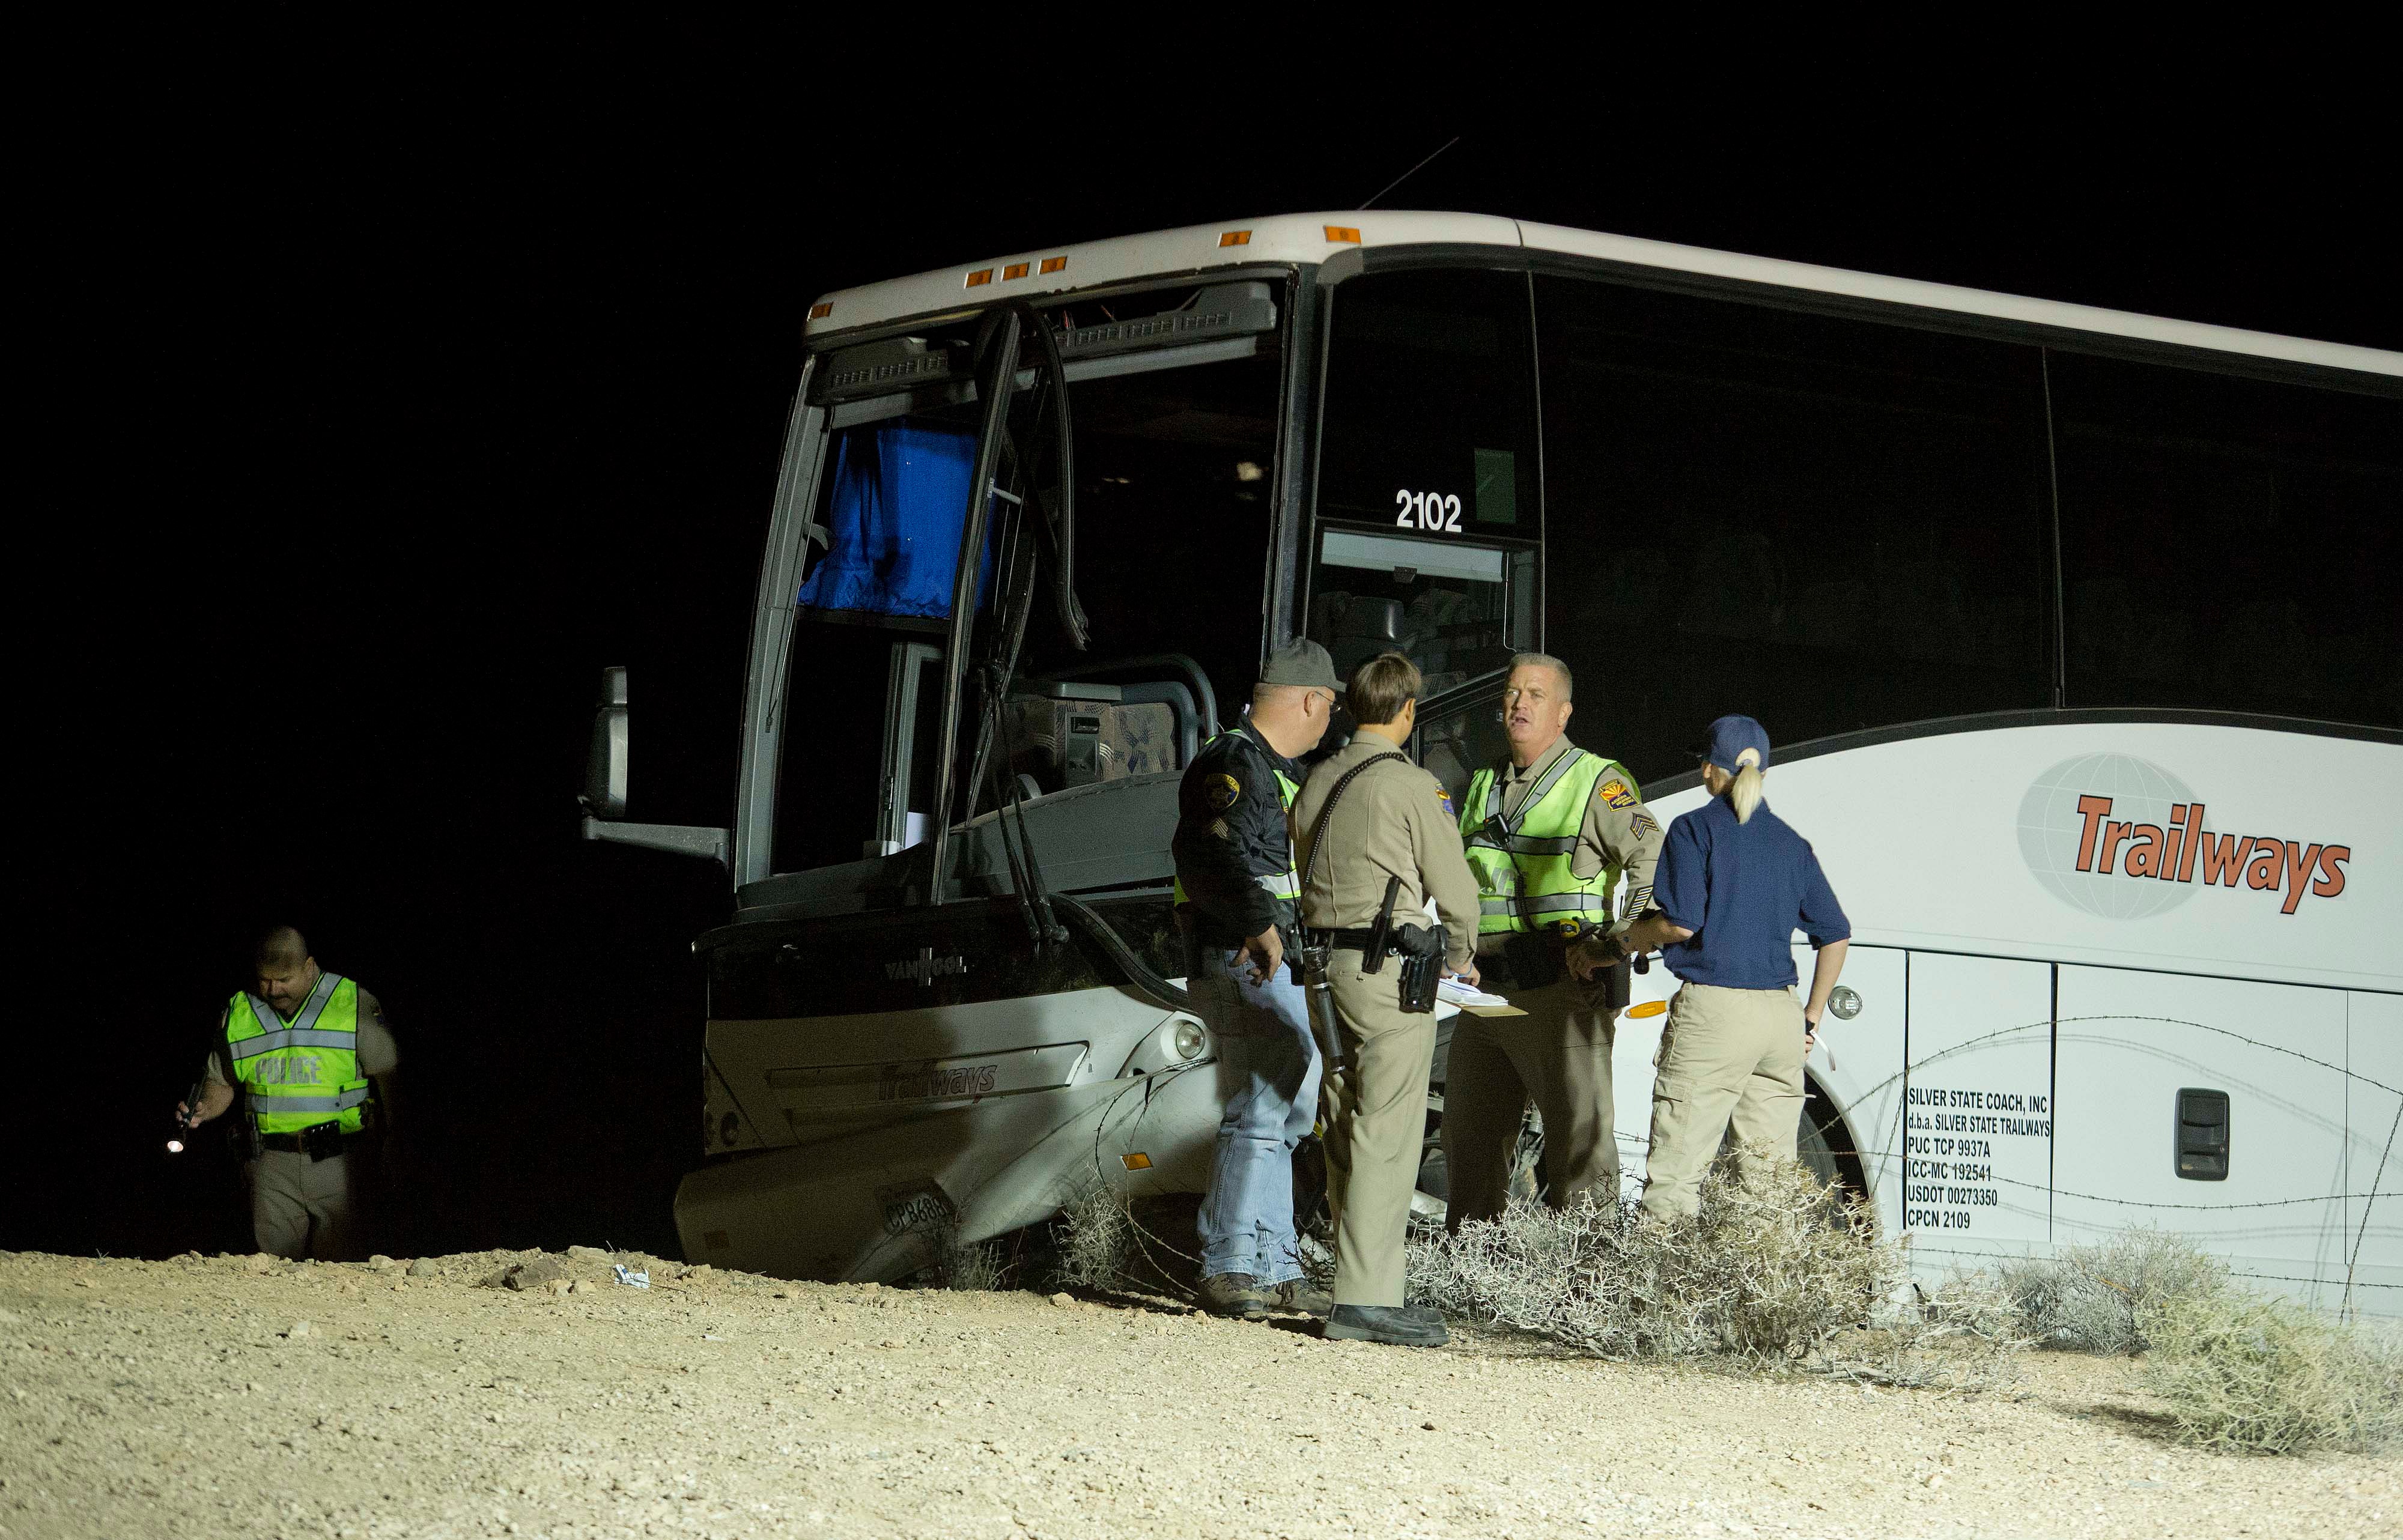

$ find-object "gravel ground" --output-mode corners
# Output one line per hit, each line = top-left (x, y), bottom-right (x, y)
(2, 1247), (2394, 1539)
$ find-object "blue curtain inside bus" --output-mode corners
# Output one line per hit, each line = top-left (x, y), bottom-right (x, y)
(796, 422), (991, 619)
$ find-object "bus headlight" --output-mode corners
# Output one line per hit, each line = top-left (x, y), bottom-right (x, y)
(1173, 1019), (1208, 1061)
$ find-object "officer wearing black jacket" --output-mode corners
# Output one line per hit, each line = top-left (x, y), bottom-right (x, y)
(1173, 639), (1343, 1320)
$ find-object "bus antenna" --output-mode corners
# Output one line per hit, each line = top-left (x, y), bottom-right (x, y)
(1359, 135), (1461, 210)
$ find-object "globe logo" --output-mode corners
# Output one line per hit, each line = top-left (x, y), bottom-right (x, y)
(2017, 753), (2199, 920)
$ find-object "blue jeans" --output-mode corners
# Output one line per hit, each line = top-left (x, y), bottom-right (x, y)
(1192, 945), (1322, 1286)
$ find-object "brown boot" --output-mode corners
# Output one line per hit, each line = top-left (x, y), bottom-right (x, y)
(1269, 1278), (1334, 1317)
(1199, 1272), (1271, 1320)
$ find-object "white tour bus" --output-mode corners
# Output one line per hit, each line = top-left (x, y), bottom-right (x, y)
(579, 213), (2401, 1315)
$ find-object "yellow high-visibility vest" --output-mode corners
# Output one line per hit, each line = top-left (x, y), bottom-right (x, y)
(223, 973), (368, 1136)
(1460, 748), (1630, 934)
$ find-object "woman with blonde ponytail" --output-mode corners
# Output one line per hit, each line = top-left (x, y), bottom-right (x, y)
(1600, 715), (1853, 1222)
(1725, 745), (1766, 825)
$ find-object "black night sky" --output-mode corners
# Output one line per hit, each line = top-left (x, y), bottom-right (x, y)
(21, 58), (2395, 1263)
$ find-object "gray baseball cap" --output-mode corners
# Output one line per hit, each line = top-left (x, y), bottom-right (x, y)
(1260, 638), (1341, 692)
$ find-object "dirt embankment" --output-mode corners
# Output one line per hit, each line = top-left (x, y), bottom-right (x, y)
(2, 1248), (2393, 1539)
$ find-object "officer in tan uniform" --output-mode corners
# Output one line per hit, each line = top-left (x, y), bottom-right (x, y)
(1292, 651), (1481, 1348)
(1445, 652), (1663, 1230)
(176, 926), (401, 1260)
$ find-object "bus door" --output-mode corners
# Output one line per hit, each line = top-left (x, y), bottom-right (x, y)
(1310, 261), (1545, 796)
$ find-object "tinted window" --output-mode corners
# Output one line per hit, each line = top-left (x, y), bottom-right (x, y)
(1317, 267), (1540, 533)
(2052, 353), (2403, 727)
(1535, 276), (2054, 783)
(1312, 268), (1541, 697)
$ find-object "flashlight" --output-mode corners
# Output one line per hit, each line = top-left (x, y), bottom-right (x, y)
(169, 1076), (206, 1154)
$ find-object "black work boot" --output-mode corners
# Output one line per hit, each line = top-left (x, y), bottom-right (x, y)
(1199, 1272), (1271, 1320)
(1323, 1303), (1449, 1347)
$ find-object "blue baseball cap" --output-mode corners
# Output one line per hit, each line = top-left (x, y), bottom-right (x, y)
(1699, 714), (1771, 774)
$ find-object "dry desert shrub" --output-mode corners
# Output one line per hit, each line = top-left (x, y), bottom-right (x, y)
(1828, 1270), (2032, 1391)
(895, 1213), (1010, 1292)
(1999, 1226), (2229, 1354)
(1409, 1147), (1916, 1366)
(1050, 1177), (1136, 1293)
(1999, 1225), (2400, 1454)
(2143, 1288), (2403, 1455)
(937, 1231), (1007, 1292)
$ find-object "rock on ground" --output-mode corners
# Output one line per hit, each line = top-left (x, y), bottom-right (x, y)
(1, 1247), (2394, 1539)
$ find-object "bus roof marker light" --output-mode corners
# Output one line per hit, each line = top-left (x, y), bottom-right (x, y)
(1003, 262), (1030, 280)
(1324, 225), (1361, 244)
(965, 269), (994, 288)
(1040, 256), (1068, 273)
(808, 302), (833, 320)
(1218, 230), (1252, 247)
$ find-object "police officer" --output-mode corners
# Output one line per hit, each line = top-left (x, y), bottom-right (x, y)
(1292, 651), (1481, 1347)
(175, 926), (400, 1260)
(1173, 640), (1343, 1320)
(1591, 715), (1852, 1221)
(1445, 652), (1663, 1229)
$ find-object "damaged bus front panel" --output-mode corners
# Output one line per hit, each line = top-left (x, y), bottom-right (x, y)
(677, 274), (1313, 1279)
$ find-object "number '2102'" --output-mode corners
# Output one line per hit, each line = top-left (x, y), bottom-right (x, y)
(1396, 490), (1462, 533)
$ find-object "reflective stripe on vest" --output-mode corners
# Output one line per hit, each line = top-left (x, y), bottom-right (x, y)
(1173, 732), (1303, 906)
(1459, 748), (1628, 935)
(225, 973), (368, 1135)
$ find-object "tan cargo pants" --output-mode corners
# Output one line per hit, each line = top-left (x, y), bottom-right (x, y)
(248, 1149), (356, 1261)
(1639, 981), (1806, 1222)
(1321, 949), (1438, 1308)
(1441, 975), (1618, 1229)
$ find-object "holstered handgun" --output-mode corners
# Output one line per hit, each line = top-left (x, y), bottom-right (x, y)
(1391, 921), (1447, 1014)
(1557, 918), (1634, 1013)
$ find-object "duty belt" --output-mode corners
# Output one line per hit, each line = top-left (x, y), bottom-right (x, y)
(1326, 929), (1400, 953)
(1477, 892), (1608, 921)
(255, 1123), (355, 1160)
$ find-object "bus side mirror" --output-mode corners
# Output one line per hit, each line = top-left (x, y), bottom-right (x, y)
(583, 665), (629, 820)
(577, 664), (729, 867)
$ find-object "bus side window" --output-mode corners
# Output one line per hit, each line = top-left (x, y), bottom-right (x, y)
(1533, 274), (2054, 784)
(2051, 353), (2403, 729)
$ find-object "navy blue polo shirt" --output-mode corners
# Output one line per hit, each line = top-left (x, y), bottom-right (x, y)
(1653, 796), (1850, 988)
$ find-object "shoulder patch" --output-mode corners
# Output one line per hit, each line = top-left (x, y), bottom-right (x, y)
(1435, 786), (1457, 821)
(1204, 773), (1243, 811)
(1629, 810), (1660, 838)
(1599, 777), (1638, 810)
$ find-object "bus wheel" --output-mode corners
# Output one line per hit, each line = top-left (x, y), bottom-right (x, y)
(1798, 1107), (1842, 1192)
